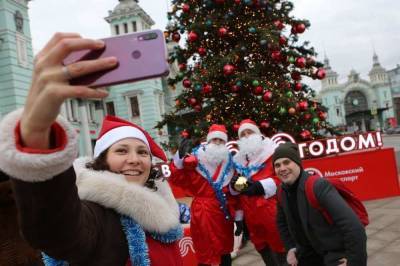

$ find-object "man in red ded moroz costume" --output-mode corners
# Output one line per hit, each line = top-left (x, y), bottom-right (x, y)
(169, 124), (238, 266)
(231, 119), (286, 266)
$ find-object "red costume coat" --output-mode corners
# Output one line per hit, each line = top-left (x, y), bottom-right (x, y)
(169, 147), (236, 265)
(233, 138), (285, 252)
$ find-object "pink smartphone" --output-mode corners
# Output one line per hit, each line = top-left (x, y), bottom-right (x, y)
(63, 29), (170, 88)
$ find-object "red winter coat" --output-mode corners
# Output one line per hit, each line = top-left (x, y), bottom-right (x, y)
(169, 158), (235, 265)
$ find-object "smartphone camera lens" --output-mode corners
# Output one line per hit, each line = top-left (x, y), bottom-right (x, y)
(132, 50), (141, 59)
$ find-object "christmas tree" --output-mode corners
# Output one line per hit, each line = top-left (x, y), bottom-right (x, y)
(157, 0), (331, 144)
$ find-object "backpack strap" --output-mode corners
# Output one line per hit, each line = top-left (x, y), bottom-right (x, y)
(304, 175), (333, 224)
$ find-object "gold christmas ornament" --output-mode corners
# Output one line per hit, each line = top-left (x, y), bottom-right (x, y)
(234, 176), (248, 192)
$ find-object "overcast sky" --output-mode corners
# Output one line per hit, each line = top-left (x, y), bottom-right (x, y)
(28, 0), (400, 91)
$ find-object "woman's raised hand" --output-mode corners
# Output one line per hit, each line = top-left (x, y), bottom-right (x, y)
(20, 33), (118, 149)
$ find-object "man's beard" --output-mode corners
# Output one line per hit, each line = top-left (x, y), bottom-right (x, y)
(201, 143), (229, 165)
(237, 134), (264, 160)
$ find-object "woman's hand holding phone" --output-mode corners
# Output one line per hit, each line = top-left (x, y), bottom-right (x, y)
(20, 33), (118, 149)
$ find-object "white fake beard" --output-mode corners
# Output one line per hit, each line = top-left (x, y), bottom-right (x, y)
(202, 143), (229, 166)
(237, 134), (264, 160)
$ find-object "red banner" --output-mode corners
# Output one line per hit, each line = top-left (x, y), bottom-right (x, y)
(303, 147), (400, 201)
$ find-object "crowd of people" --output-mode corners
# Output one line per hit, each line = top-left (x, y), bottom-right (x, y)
(0, 33), (367, 266)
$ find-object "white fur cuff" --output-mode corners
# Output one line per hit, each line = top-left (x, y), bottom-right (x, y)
(0, 109), (79, 182)
(260, 178), (277, 199)
(173, 152), (184, 169)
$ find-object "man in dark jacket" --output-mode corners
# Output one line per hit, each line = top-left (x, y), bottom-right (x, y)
(273, 142), (367, 266)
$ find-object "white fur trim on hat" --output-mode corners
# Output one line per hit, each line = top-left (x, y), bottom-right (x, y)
(94, 126), (150, 158)
(238, 123), (261, 138)
(207, 131), (228, 143)
(0, 109), (79, 182)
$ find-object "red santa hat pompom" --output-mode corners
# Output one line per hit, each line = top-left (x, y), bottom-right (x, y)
(94, 115), (167, 161)
(238, 119), (261, 138)
(206, 124), (228, 143)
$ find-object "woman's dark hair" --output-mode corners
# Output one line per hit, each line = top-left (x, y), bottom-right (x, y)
(86, 149), (158, 191)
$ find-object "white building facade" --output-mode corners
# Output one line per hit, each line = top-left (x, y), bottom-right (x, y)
(317, 53), (395, 132)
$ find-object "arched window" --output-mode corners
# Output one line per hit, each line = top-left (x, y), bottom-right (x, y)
(344, 91), (368, 115)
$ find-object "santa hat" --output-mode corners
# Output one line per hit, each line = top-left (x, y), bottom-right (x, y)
(93, 115), (167, 161)
(238, 119), (261, 138)
(206, 124), (228, 143)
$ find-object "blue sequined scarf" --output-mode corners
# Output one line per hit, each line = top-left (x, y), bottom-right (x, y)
(42, 215), (183, 266)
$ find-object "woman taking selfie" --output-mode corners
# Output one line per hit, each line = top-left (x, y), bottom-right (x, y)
(0, 33), (183, 266)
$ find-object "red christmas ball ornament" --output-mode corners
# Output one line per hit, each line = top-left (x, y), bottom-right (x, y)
(271, 51), (282, 62)
(218, 27), (228, 37)
(254, 86), (264, 95)
(318, 111), (327, 120)
(232, 124), (240, 132)
(172, 32), (181, 42)
(262, 90), (273, 102)
(296, 23), (306, 33)
(279, 36), (287, 46)
(274, 20), (284, 30)
(294, 82), (303, 91)
(183, 154), (198, 169)
(202, 84), (212, 94)
(260, 120), (270, 129)
(234, 0), (241, 3)
(298, 101), (308, 111)
(198, 47), (206, 56)
(182, 4), (190, 13)
(178, 63), (186, 71)
(291, 71), (302, 81)
(188, 97), (197, 106)
(231, 85), (240, 93)
(295, 57), (306, 68)
(180, 130), (190, 138)
(288, 107), (296, 115)
(223, 64), (235, 75)
(316, 68), (326, 80)
(303, 113), (312, 120)
(194, 104), (202, 112)
(300, 129), (311, 140)
(188, 31), (198, 42)
(182, 78), (192, 88)
(291, 26), (297, 35)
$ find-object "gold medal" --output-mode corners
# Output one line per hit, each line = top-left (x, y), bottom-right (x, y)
(234, 176), (248, 192)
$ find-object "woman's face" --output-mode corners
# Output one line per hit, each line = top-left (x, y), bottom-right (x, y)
(106, 138), (152, 185)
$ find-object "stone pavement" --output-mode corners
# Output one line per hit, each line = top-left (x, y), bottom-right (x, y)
(232, 196), (400, 266)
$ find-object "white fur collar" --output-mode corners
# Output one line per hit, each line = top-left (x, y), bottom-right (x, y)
(233, 137), (277, 174)
(195, 146), (234, 187)
(73, 157), (180, 234)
